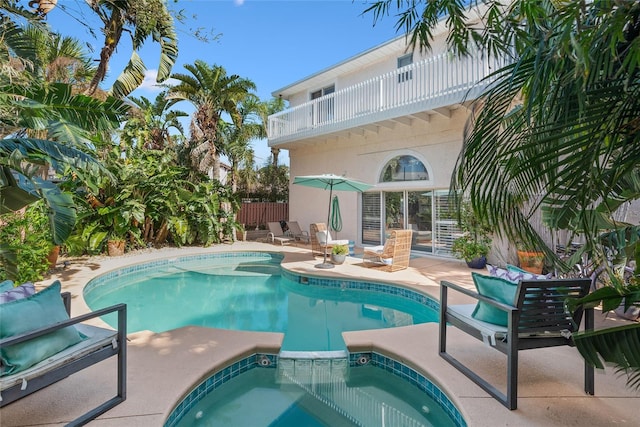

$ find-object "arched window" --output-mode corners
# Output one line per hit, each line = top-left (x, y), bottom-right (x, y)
(379, 155), (429, 182)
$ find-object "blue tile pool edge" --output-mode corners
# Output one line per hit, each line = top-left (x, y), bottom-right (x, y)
(84, 251), (441, 315)
(163, 351), (467, 427)
(83, 251), (284, 296)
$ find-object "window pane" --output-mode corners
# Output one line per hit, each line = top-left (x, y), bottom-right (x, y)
(362, 192), (381, 245)
(380, 155), (429, 182)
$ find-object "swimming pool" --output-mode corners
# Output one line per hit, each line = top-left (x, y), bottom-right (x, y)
(84, 252), (439, 351)
(85, 251), (465, 426)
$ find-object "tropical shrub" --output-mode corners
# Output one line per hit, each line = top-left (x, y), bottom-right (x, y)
(67, 150), (242, 255)
(0, 201), (54, 282)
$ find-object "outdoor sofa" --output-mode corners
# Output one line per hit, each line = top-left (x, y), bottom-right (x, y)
(0, 280), (126, 426)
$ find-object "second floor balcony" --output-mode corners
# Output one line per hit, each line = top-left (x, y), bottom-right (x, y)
(268, 50), (508, 146)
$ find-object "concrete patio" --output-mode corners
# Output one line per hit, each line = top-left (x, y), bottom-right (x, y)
(1, 241), (638, 426)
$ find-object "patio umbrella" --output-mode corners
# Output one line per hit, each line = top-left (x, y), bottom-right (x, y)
(330, 195), (342, 233)
(293, 174), (372, 269)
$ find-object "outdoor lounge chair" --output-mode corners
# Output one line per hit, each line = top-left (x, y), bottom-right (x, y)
(310, 223), (348, 257)
(0, 288), (126, 426)
(439, 277), (593, 410)
(362, 229), (413, 272)
(286, 221), (310, 243)
(267, 222), (293, 245)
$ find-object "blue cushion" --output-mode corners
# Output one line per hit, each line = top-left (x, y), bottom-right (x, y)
(0, 281), (84, 376)
(471, 272), (518, 326)
(507, 264), (528, 273)
(0, 280), (14, 293)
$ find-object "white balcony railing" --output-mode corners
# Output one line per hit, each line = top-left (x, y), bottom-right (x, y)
(268, 49), (507, 143)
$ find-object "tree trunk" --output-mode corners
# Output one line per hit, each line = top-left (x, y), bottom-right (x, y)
(86, 9), (124, 95)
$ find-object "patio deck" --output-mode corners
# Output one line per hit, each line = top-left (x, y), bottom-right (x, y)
(2, 241), (637, 426)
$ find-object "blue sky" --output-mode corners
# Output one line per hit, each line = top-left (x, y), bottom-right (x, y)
(47, 0), (401, 166)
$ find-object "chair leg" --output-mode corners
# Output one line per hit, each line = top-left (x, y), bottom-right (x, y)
(583, 305), (595, 395)
(506, 342), (518, 410)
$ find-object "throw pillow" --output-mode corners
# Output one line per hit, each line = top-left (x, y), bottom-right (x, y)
(0, 281), (84, 376)
(471, 272), (518, 326)
(316, 231), (328, 245)
(0, 282), (35, 304)
(487, 264), (551, 283)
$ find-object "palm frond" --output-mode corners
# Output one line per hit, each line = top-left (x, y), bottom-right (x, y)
(110, 51), (146, 99)
(573, 323), (640, 391)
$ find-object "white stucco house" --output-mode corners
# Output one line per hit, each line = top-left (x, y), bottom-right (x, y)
(267, 9), (505, 257)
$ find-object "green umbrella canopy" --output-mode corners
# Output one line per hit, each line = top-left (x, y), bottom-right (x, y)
(293, 174), (372, 193)
(293, 174), (372, 268)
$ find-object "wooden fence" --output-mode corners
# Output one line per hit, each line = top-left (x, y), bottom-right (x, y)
(237, 202), (289, 229)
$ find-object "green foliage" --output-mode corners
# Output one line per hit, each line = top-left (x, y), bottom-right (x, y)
(331, 244), (348, 256)
(0, 201), (53, 282)
(67, 150), (242, 255)
(451, 234), (490, 262)
(451, 201), (492, 261)
(166, 61), (256, 180)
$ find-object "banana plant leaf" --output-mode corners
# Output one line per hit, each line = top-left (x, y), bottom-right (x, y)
(0, 166), (39, 213)
(0, 167), (76, 244)
(573, 323), (640, 390)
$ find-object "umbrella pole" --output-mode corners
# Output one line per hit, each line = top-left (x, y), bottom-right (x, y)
(316, 184), (334, 269)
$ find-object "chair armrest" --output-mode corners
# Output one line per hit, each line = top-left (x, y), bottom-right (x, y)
(0, 303), (126, 348)
(441, 280), (516, 313)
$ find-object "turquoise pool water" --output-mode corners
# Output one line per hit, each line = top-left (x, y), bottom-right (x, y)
(86, 252), (465, 427)
(84, 252), (439, 351)
(173, 360), (456, 427)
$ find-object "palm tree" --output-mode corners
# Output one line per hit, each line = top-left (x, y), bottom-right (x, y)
(219, 94), (264, 192)
(258, 96), (286, 166)
(84, 0), (179, 98)
(123, 92), (187, 152)
(364, 0), (640, 388)
(166, 61), (256, 181)
(21, 25), (96, 90)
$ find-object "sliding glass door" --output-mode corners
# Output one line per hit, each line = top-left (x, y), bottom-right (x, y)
(360, 189), (459, 255)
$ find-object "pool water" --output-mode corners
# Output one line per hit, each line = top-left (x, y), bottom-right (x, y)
(174, 360), (455, 427)
(84, 255), (438, 351)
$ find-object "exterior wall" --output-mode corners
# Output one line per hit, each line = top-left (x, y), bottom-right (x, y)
(275, 16), (485, 250)
(289, 108), (468, 243)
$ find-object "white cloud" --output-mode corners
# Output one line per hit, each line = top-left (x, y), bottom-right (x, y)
(137, 69), (179, 93)
(234, 0), (245, 6)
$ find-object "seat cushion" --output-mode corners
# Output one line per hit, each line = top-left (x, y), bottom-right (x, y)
(471, 272), (518, 326)
(0, 281), (84, 376)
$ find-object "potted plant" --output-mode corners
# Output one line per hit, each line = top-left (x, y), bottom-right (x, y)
(331, 244), (348, 265)
(451, 201), (492, 269)
(516, 248), (545, 274)
(452, 233), (491, 269)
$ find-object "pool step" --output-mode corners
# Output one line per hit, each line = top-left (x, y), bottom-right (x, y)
(276, 358), (428, 427)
